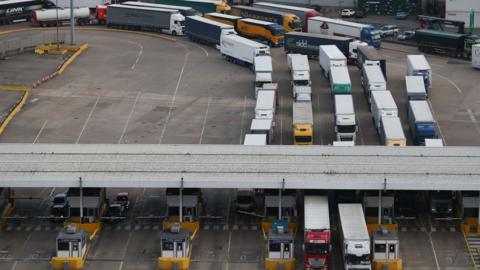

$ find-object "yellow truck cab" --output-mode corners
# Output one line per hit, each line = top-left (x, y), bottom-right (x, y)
(215, 0), (230, 13)
(237, 18), (284, 47)
(292, 102), (313, 145)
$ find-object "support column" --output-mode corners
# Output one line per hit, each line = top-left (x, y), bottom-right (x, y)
(278, 178), (285, 221)
(70, 0), (75, 45)
(179, 178), (183, 223)
(79, 177), (83, 222)
(378, 190), (382, 225)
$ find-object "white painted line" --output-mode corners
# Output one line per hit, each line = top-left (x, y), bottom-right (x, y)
(118, 261), (124, 270)
(225, 230), (232, 270)
(188, 42), (209, 57)
(118, 92), (141, 144)
(130, 42), (143, 70)
(33, 120), (48, 144)
(280, 95), (283, 145)
(467, 109), (477, 123)
(427, 100), (447, 146)
(76, 95), (100, 144)
(432, 73), (463, 95)
(9, 261), (17, 270)
(239, 96), (247, 144)
(428, 232), (441, 270)
(159, 49), (190, 144)
(199, 96), (212, 144)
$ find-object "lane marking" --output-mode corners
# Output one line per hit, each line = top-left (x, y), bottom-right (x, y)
(118, 261), (124, 270)
(186, 41), (209, 57)
(467, 109), (477, 123)
(432, 73), (463, 95)
(239, 96), (247, 144)
(159, 44), (190, 144)
(428, 232), (441, 270)
(130, 42), (143, 70)
(33, 120), (48, 144)
(225, 230), (232, 270)
(427, 100), (447, 146)
(199, 96), (212, 144)
(76, 95), (100, 144)
(9, 260), (17, 270)
(118, 92), (141, 144)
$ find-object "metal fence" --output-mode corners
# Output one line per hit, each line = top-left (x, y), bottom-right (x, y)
(0, 32), (66, 58)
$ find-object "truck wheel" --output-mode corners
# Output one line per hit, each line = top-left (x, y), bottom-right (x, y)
(172, 31), (177, 36)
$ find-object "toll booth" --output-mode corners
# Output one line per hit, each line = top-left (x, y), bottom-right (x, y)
(158, 223), (191, 270)
(372, 228), (402, 270)
(67, 188), (106, 221)
(51, 224), (89, 270)
(164, 188), (201, 237)
(264, 220), (295, 270)
(263, 189), (297, 222)
(461, 191), (480, 234)
(363, 191), (397, 233)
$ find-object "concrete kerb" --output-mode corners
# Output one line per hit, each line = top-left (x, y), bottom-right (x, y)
(0, 89), (30, 135)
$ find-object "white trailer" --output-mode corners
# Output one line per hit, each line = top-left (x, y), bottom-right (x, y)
(405, 76), (427, 101)
(54, 0), (103, 8)
(254, 55), (273, 98)
(362, 64), (386, 104)
(371, 90), (398, 130)
(319, 45), (347, 78)
(250, 118), (273, 144)
(338, 204), (371, 270)
(379, 116), (406, 147)
(406, 55), (432, 95)
(304, 196), (330, 231)
(473, 44), (480, 69)
(32, 7), (90, 26)
(334, 94), (357, 142)
(255, 90), (276, 123)
(243, 134), (267, 145)
(287, 54), (311, 101)
(221, 34), (270, 67)
(308, 16), (381, 48)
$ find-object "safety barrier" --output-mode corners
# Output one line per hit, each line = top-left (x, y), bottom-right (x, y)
(463, 230), (479, 270)
(51, 256), (85, 270)
(367, 223), (398, 235)
(162, 220), (200, 241)
(0, 89), (30, 136)
(264, 258), (295, 270)
(157, 249), (191, 270)
(373, 259), (403, 270)
(0, 32), (65, 58)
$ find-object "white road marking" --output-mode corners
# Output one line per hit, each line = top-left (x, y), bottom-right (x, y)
(225, 230), (232, 270)
(199, 96), (212, 144)
(29, 98), (39, 103)
(280, 95), (283, 145)
(76, 95), (100, 144)
(467, 109), (477, 123)
(118, 92), (141, 144)
(159, 48), (190, 144)
(9, 261), (17, 270)
(428, 232), (441, 270)
(33, 120), (48, 144)
(130, 42), (143, 70)
(427, 100), (447, 146)
(239, 96), (247, 144)
(432, 73), (463, 95)
(118, 261), (124, 270)
(188, 42), (208, 57)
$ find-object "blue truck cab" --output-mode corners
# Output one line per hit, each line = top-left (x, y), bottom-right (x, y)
(361, 26), (381, 49)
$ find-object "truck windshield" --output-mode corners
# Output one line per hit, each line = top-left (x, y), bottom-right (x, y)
(294, 80), (309, 86)
(305, 243), (329, 254)
(295, 136), (312, 143)
(237, 195), (253, 204)
(337, 125), (356, 133)
(288, 19), (302, 31)
(371, 30), (381, 41)
(268, 24), (285, 36)
(345, 254), (371, 265)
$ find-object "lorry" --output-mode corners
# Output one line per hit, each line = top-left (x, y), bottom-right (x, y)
(255, 90), (276, 124)
(405, 76), (427, 101)
(357, 45), (387, 80)
(303, 196), (331, 270)
(406, 55), (432, 95)
(0, 0), (56, 24)
(308, 16), (381, 49)
(292, 102), (313, 145)
(254, 55), (273, 97)
(287, 54), (311, 101)
(204, 12), (240, 26)
(229, 5), (301, 32)
(123, 1), (198, 16)
(237, 18), (285, 47)
(284, 32), (365, 61)
(473, 44), (480, 69)
(408, 100), (437, 145)
(319, 45), (347, 78)
(361, 64), (386, 104)
(252, 2), (318, 31)
(330, 66), (351, 95)
(220, 33), (270, 67)
(338, 204), (372, 270)
(379, 116), (406, 146)
(236, 189), (256, 211)
(106, 4), (185, 36)
(154, 0), (230, 14)
(243, 134), (267, 145)
(250, 118), (273, 144)
(31, 7), (90, 26)
(334, 94), (357, 142)
(429, 191), (456, 215)
(414, 29), (480, 60)
(371, 90), (398, 130)
(185, 15), (236, 46)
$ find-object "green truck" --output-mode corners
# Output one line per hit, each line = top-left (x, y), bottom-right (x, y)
(414, 29), (480, 59)
(155, 0), (230, 13)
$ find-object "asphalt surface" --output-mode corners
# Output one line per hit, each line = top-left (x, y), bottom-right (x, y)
(0, 25), (478, 270)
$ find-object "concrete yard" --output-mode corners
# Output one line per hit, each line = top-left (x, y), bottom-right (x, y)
(0, 25), (478, 270)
